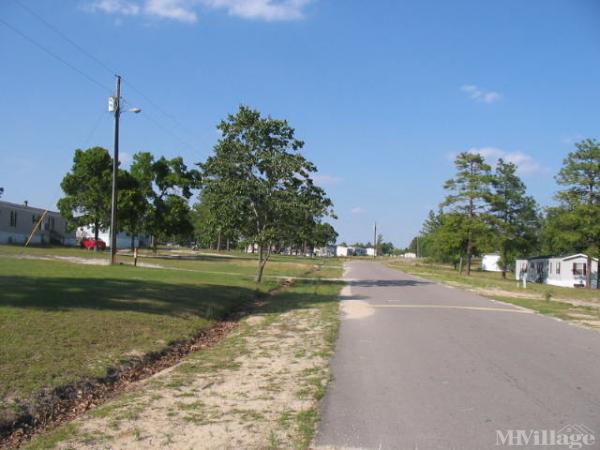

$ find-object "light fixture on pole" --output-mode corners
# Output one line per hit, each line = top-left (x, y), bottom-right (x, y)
(108, 75), (141, 265)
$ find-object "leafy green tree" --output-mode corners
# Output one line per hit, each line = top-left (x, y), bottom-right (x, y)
(199, 106), (334, 282)
(442, 152), (494, 275)
(57, 147), (112, 249)
(545, 139), (600, 288)
(117, 170), (148, 249)
(489, 159), (540, 277)
(130, 152), (200, 249)
(312, 222), (338, 248)
(192, 190), (241, 250)
(282, 182), (335, 254)
(421, 211), (470, 267)
(191, 196), (217, 249)
(379, 240), (395, 256)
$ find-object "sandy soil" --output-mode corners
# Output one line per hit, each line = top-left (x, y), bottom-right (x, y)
(443, 282), (600, 310)
(54, 300), (335, 449)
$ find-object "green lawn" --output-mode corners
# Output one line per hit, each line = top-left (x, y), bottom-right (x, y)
(0, 247), (339, 423)
(388, 258), (600, 302)
(0, 245), (343, 279)
(388, 259), (600, 327)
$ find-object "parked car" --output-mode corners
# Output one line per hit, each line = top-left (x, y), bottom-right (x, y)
(81, 238), (107, 250)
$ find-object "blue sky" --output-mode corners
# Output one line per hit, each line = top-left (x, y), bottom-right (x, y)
(1, 0), (599, 247)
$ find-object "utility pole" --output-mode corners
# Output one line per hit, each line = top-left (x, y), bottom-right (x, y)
(109, 75), (121, 265)
(373, 221), (377, 259)
(416, 235), (420, 258)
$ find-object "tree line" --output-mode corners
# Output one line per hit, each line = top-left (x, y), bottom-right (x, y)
(410, 139), (600, 289)
(58, 106), (337, 282)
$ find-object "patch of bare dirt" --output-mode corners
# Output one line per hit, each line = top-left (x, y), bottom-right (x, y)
(339, 285), (373, 320)
(1, 321), (238, 449)
(462, 286), (600, 310)
(56, 305), (334, 449)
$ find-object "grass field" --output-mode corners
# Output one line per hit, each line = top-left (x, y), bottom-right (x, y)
(0, 244), (341, 424)
(388, 258), (600, 328)
(23, 274), (345, 450)
(388, 258), (600, 302)
(0, 245), (343, 279)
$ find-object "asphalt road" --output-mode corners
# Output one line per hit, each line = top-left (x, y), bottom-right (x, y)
(315, 261), (600, 450)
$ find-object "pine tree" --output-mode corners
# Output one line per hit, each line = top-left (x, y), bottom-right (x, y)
(489, 159), (539, 278)
(548, 139), (600, 288)
(442, 152), (493, 275)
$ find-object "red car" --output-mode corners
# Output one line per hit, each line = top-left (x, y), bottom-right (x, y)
(81, 238), (107, 250)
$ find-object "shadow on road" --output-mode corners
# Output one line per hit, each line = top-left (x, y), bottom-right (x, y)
(347, 279), (432, 288)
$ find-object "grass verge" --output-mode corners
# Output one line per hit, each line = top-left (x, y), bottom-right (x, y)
(22, 269), (344, 450)
(0, 249), (340, 444)
(388, 259), (600, 329)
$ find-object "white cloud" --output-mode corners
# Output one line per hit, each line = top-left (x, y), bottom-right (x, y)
(146, 0), (198, 22)
(201, 0), (312, 21)
(89, 0), (141, 15)
(87, 0), (312, 22)
(458, 147), (548, 175)
(351, 207), (366, 214)
(313, 174), (342, 186)
(461, 84), (502, 104)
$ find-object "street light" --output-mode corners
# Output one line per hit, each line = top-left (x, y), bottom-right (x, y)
(108, 74), (141, 265)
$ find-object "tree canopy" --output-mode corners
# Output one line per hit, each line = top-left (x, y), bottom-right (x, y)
(199, 105), (335, 281)
(442, 152), (494, 275)
(544, 138), (600, 288)
(57, 147), (113, 246)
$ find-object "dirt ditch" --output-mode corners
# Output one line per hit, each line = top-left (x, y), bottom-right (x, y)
(0, 281), (289, 449)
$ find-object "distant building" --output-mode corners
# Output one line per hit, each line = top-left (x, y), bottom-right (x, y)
(366, 247), (376, 257)
(515, 254), (598, 288)
(315, 245), (336, 257)
(352, 247), (367, 257)
(481, 253), (502, 272)
(402, 252), (417, 259)
(77, 226), (149, 249)
(0, 200), (75, 245)
(336, 245), (351, 257)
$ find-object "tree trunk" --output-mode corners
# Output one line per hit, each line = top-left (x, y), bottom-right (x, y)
(596, 251), (600, 289)
(130, 234), (135, 251)
(255, 243), (273, 283)
(501, 246), (507, 279)
(217, 230), (222, 252)
(226, 238), (230, 251)
(94, 222), (99, 252)
(466, 231), (473, 276)
(586, 254), (592, 289)
(458, 257), (463, 274)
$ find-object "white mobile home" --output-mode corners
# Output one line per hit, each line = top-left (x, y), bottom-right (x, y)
(481, 254), (502, 272)
(315, 245), (336, 257)
(352, 247), (367, 257)
(0, 200), (75, 245)
(336, 245), (351, 257)
(77, 226), (149, 249)
(515, 254), (598, 288)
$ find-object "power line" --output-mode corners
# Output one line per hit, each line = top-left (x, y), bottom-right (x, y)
(121, 98), (197, 153)
(82, 109), (109, 148)
(0, 17), (112, 93)
(12, 0), (116, 76)
(12, 0), (199, 143)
